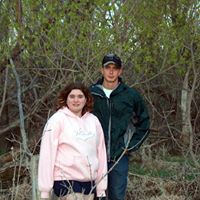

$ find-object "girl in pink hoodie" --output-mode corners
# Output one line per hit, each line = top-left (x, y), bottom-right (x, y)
(38, 82), (107, 200)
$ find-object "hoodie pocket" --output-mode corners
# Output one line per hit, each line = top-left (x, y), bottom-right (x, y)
(74, 156), (97, 179)
(55, 156), (74, 168)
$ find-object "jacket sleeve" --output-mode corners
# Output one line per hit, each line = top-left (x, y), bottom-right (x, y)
(38, 114), (61, 199)
(95, 118), (108, 197)
(125, 92), (150, 152)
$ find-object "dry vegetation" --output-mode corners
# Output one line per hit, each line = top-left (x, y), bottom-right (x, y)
(0, 146), (200, 200)
(0, 0), (200, 199)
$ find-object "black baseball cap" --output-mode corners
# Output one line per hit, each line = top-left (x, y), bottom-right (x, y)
(102, 53), (122, 68)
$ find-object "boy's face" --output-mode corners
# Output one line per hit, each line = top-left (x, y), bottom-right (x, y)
(101, 64), (122, 85)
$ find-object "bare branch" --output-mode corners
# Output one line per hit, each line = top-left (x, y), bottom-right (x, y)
(10, 58), (30, 156)
(0, 66), (8, 117)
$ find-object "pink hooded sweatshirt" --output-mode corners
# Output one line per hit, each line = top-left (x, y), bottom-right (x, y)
(38, 107), (107, 198)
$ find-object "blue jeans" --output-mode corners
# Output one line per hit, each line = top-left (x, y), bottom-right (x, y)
(107, 155), (129, 200)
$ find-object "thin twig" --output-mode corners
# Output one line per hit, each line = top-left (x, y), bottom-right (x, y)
(0, 66), (8, 117)
(10, 58), (30, 155)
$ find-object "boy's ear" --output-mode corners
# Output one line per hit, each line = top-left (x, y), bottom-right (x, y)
(119, 67), (123, 75)
(100, 67), (104, 74)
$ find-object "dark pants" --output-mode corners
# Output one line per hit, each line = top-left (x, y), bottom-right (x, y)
(107, 155), (129, 200)
(53, 180), (95, 197)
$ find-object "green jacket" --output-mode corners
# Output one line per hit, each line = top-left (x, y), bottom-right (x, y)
(90, 78), (150, 161)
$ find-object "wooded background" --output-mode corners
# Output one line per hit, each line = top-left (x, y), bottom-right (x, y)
(0, 0), (200, 199)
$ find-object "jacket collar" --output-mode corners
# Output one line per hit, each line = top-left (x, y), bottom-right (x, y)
(91, 77), (126, 96)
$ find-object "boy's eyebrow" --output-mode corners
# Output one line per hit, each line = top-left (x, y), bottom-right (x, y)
(105, 65), (118, 69)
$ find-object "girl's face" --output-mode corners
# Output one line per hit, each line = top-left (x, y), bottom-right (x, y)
(66, 89), (86, 117)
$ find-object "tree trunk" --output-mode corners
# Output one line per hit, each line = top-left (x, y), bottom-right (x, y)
(30, 155), (38, 200)
(181, 69), (191, 146)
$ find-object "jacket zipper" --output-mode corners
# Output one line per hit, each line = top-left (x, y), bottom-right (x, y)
(107, 98), (112, 162)
(91, 91), (112, 161)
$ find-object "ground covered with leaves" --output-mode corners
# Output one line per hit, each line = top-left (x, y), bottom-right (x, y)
(0, 151), (199, 200)
(126, 152), (200, 200)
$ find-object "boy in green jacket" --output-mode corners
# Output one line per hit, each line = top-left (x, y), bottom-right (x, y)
(90, 53), (150, 200)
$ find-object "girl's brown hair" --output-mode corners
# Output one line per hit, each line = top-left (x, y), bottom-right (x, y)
(56, 82), (93, 115)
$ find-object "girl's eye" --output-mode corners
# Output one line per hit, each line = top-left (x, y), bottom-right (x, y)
(69, 94), (75, 98)
(69, 94), (84, 98)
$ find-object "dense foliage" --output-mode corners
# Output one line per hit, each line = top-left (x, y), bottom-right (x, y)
(0, 0), (200, 199)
